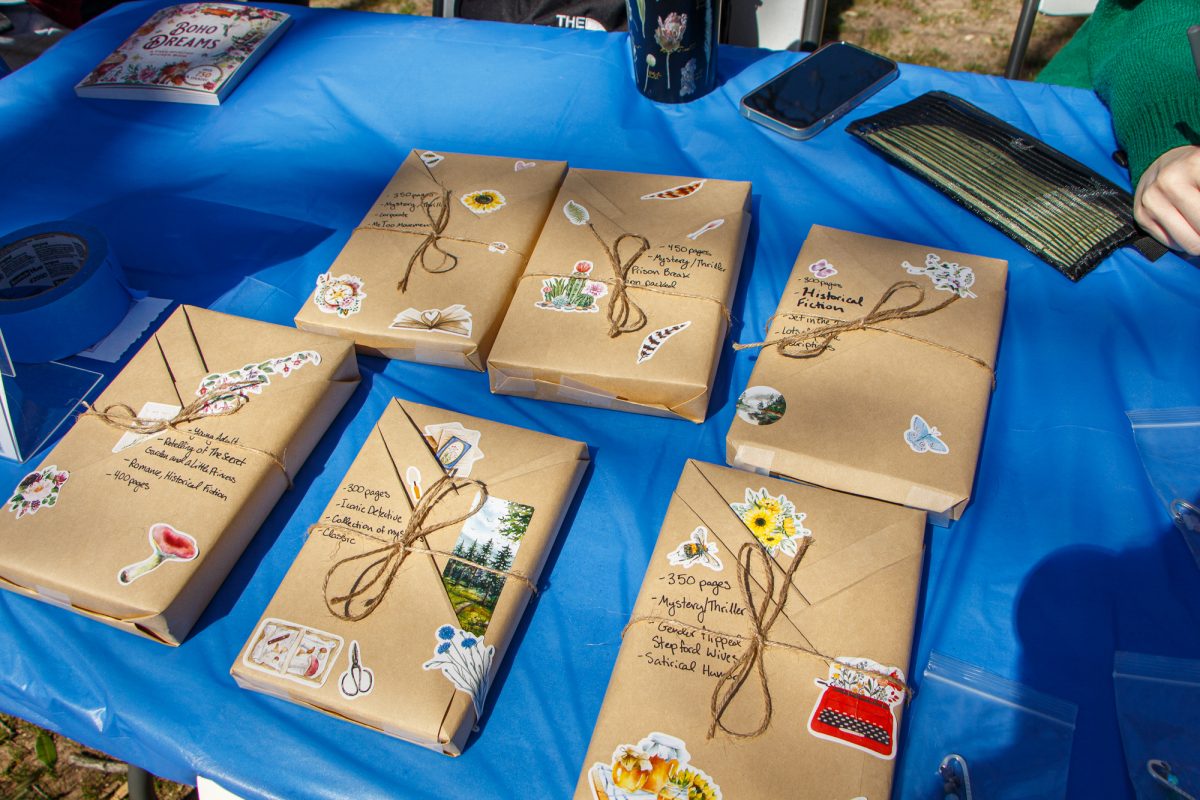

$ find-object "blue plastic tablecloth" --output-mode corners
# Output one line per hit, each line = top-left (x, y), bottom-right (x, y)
(1, 4), (1198, 798)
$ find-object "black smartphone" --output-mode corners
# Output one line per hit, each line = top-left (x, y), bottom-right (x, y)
(740, 42), (899, 140)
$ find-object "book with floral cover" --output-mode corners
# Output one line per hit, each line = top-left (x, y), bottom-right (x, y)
(74, 3), (291, 105)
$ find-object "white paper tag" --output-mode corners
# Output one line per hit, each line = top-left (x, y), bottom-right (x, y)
(112, 401), (181, 453)
(78, 296), (170, 363)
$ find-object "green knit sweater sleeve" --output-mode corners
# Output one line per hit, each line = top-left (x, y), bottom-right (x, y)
(1038, 0), (1200, 184)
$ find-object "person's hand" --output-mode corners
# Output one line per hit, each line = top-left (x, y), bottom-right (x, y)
(1134, 145), (1200, 256)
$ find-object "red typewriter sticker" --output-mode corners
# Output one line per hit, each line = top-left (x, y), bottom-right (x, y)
(807, 657), (906, 760)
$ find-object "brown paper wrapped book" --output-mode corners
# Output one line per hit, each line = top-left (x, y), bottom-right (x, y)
(726, 225), (1007, 525)
(487, 168), (752, 422)
(294, 149), (568, 371)
(575, 460), (925, 800)
(0, 306), (360, 644)
(231, 398), (588, 755)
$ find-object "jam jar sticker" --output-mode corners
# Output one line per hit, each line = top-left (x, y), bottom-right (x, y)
(587, 732), (722, 800)
(808, 657), (907, 760)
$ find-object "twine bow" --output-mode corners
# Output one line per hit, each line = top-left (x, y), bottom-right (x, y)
(585, 224), (650, 338)
(397, 189), (457, 293)
(323, 475), (494, 621)
(708, 539), (811, 739)
(80, 379), (292, 487)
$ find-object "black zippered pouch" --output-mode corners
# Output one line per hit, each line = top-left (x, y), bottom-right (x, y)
(847, 91), (1166, 281)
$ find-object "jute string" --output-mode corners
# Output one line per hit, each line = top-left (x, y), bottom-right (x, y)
(311, 521), (538, 597)
(353, 188), (525, 293)
(734, 281), (994, 381)
(622, 540), (909, 740)
(321, 475), (535, 622)
(80, 380), (292, 488)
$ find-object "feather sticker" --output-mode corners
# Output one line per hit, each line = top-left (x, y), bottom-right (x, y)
(637, 321), (691, 364)
(564, 200), (590, 225)
(641, 180), (706, 200)
(687, 219), (724, 240)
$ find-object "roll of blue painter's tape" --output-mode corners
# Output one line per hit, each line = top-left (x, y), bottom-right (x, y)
(0, 222), (134, 364)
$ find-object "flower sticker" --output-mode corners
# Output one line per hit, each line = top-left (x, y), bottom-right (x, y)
(422, 624), (495, 717)
(313, 272), (366, 317)
(7, 466), (69, 519)
(460, 189), (506, 215)
(195, 351), (321, 415)
(537, 261), (609, 313)
(902, 253), (977, 298)
(730, 488), (811, 557)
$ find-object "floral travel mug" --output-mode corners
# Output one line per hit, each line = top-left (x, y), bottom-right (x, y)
(626, 0), (719, 103)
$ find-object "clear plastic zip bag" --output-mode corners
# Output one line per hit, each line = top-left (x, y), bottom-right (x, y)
(1113, 652), (1200, 799)
(1127, 408), (1200, 570)
(894, 651), (1078, 799)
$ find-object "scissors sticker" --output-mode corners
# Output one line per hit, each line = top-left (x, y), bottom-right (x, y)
(338, 640), (374, 699)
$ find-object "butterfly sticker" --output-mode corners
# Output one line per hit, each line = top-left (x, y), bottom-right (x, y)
(667, 526), (723, 571)
(904, 414), (950, 455)
(809, 259), (838, 279)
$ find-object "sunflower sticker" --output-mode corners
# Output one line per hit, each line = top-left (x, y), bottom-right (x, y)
(460, 189), (507, 215)
(729, 488), (811, 557)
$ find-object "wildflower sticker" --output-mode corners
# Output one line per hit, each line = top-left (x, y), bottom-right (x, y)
(730, 488), (811, 557)
(902, 253), (977, 299)
(117, 523), (198, 585)
(904, 414), (950, 455)
(422, 624), (495, 717)
(460, 189), (506, 215)
(7, 465), (69, 519)
(313, 272), (366, 317)
(244, 618), (344, 688)
(587, 732), (722, 800)
(667, 526), (722, 571)
(195, 351), (321, 415)
(808, 657), (907, 760)
(537, 260), (608, 313)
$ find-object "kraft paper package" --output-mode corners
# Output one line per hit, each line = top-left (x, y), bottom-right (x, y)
(576, 460), (925, 800)
(488, 168), (752, 422)
(0, 305), (360, 645)
(232, 398), (588, 755)
(727, 225), (1007, 525)
(295, 149), (569, 371)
